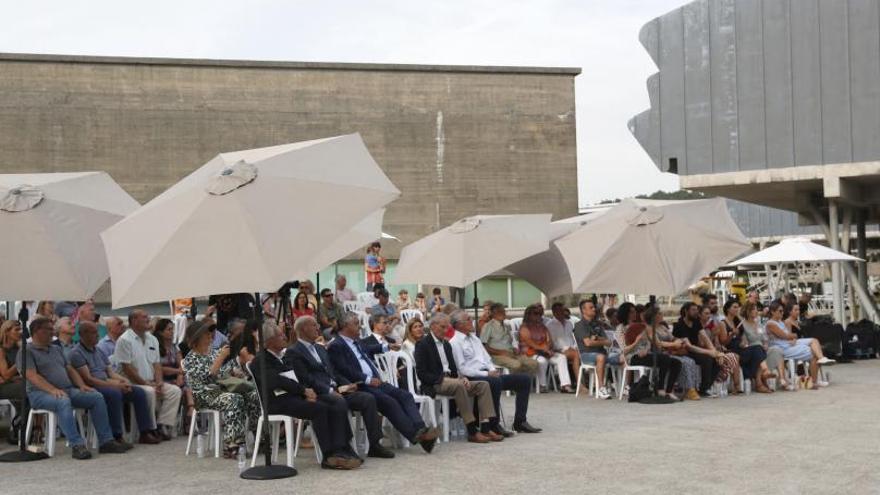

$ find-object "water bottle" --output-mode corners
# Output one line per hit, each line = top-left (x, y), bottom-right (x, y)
(237, 446), (247, 473)
(196, 432), (205, 458)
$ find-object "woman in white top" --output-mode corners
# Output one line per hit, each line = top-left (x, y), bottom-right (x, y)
(401, 318), (425, 360)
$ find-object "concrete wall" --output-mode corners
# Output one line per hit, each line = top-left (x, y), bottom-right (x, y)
(0, 53), (580, 257)
(629, 0), (880, 175)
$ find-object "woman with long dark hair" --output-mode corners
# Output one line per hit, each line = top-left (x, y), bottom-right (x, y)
(153, 318), (195, 419)
(628, 307), (682, 400)
(766, 301), (834, 389)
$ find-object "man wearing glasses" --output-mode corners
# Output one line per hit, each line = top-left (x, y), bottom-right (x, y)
(318, 288), (345, 339)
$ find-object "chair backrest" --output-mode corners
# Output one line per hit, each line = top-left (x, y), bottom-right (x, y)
(343, 301), (363, 313)
(400, 309), (423, 325)
(244, 361), (266, 416)
(396, 351), (422, 396)
(373, 352), (398, 387)
(356, 311), (371, 338)
(357, 292), (377, 307)
(508, 317), (524, 334)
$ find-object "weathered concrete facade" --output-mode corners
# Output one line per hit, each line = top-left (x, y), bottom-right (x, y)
(0, 53), (580, 256)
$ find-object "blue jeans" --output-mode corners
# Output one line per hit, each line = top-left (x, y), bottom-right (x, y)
(28, 387), (114, 447)
(95, 385), (153, 437)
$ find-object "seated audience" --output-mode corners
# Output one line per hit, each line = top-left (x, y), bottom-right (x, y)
(632, 308), (682, 400)
(426, 287), (446, 316)
(396, 289), (416, 310)
(284, 315), (394, 459)
(402, 318), (425, 361)
(327, 312), (438, 452)
(698, 305), (742, 394)
(299, 280), (319, 309)
(153, 318), (195, 420)
(480, 303), (538, 376)
(415, 314), (500, 443)
(736, 301), (773, 393)
(97, 316), (125, 363)
(650, 313), (701, 400)
(206, 293), (256, 334)
(363, 314), (401, 349)
(292, 291), (316, 322)
(766, 301), (834, 390)
(70, 321), (158, 444)
(573, 299), (622, 400)
(114, 309), (182, 440)
(370, 289), (402, 331)
(0, 320), (25, 440)
(449, 310), (541, 434)
(251, 320), (362, 470)
(476, 300), (494, 336)
(35, 301), (58, 324)
(182, 320), (259, 458)
(317, 288), (345, 338)
(672, 303), (720, 397)
(73, 300), (107, 342)
(415, 292), (428, 313)
(546, 302), (580, 382)
(334, 275), (356, 303)
(784, 303), (804, 338)
(53, 317), (76, 357)
(519, 304), (573, 393)
(18, 317), (129, 459)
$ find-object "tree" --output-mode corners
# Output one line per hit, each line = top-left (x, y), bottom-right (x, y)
(597, 189), (709, 205)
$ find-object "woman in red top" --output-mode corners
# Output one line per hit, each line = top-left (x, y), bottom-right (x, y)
(518, 304), (573, 393)
(292, 292), (315, 321)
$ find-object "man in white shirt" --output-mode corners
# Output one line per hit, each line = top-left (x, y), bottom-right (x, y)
(334, 275), (356, 303)
(449, 310), (542, 434)
(546, 302), (581, 388)
(113, 309), (182, 440)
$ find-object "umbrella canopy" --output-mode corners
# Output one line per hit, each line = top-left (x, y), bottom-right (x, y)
(554, 198), (750, 295)
(0, 172), (140, 300)
(392, 214), (552, 288)
(729, 237), (862, 265)
(102, 133), (400, 308)
(302, 208), (387, 280)
(504, 210), (608, 297)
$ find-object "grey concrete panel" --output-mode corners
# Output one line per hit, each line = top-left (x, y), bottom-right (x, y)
(0, 54), (579, 257)
(683, 0), (714, 173)
(819, 0), (854, 164)
(849, 0), (880, 162)
(762, 0), (795, 168)
(735, 0), (767, 170)
(631, 0), (880, 177)
(709, 0), (740, 173)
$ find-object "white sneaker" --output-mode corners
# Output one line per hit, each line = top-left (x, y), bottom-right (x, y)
(816, 379), (830, 387)
(597, 387), (611, 400)
(817, 357), (836, 365)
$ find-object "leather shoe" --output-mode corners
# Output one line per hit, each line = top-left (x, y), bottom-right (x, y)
(367, 445), (395, 459)
(321, 454), (358, 470)
(467, 432), (491, 443)
(138, 432), (160, 445)
(485, 430), (504, 442)
(419, 436), (437, 454)
(414, 427), (439, 443)
(513, 421), (542, 433)
(492, 426), (515, 438)
(98, 440), (129, 454)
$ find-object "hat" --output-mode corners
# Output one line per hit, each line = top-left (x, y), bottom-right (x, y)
(185, 318), (217, 347)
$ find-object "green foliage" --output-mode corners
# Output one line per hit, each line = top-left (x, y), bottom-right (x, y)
(597, 189), (710, 204)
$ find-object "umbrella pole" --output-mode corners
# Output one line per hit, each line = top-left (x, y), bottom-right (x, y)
(637, 295), (674, 405)
(0, 320), (49, 462)
(472, 281), (479, 328)
(240, 289), (296, 480)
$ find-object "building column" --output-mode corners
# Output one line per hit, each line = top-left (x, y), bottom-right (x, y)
(828, 200), (845, 323)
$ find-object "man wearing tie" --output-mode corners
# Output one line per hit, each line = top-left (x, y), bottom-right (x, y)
(250, 320), (361, 470)
(327, 312), (439, 453)
(285, 316), (395, 459)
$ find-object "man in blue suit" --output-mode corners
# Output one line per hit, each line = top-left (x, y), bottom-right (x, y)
(285, 315), (394, 459)
(327, 312), (439, 453)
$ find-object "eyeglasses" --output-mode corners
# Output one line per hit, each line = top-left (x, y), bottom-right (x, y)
(322, 294), (333, 298)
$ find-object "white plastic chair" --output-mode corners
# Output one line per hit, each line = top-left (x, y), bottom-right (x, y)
(395, 352), (438, 443)
(343, 301), (363, 313)
(185, 408), (221, 458)
(245, 362), (317, 468)
(357, 292), (378, 308)
(25, 409), (58, 456)
(355, 311), (371, 338)
(400, 309), (423, 325)
(575, 363), (611, 398)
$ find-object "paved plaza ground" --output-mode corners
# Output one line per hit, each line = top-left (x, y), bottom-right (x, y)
(3, 360), (879, 494)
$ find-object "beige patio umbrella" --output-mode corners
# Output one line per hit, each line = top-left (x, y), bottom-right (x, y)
(0, 172), (140, 300)
(504, 210), (608, 297)
(101, 133), (400, 308)
(554, 198), (750, 295)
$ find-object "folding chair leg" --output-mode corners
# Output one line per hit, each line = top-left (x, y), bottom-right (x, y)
(285, 420), (295, 468)
(251, 418), (263, 467)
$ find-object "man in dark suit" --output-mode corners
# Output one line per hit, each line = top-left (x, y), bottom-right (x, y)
(328, 312), (439, 453)
(250, 320), (360, 470)
(361, 313), (400, 349)
(415, 314), (500, 444)
(284, 315), (394, 459)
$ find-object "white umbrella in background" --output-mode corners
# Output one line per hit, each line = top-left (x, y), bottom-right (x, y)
(102, 133), (400, 309)
(729, 237), (862, 265)
(392, 214), (552, 319)
(0, 172), (139, 300)
(555, 198), (750, 295)
(504, 210), (608, 297)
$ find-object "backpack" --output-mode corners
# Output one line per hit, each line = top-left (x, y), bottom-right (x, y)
(844, 320), (879, 359)
(628, 375), (652, 403)
(802, 316), (844, 358)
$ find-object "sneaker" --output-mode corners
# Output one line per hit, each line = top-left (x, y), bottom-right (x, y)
(817, 357), (836, 365)
(597, 388), (611, 400)
(99, 440), (129, 454)
(71, 445), (92, 460)
(700, 390), (719, 399)
(816, 379), (830, 387)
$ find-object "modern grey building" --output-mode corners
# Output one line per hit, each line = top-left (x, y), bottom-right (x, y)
(628, 0), (880, 320)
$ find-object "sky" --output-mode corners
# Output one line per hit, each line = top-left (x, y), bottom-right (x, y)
(1, 0), (685, 206)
